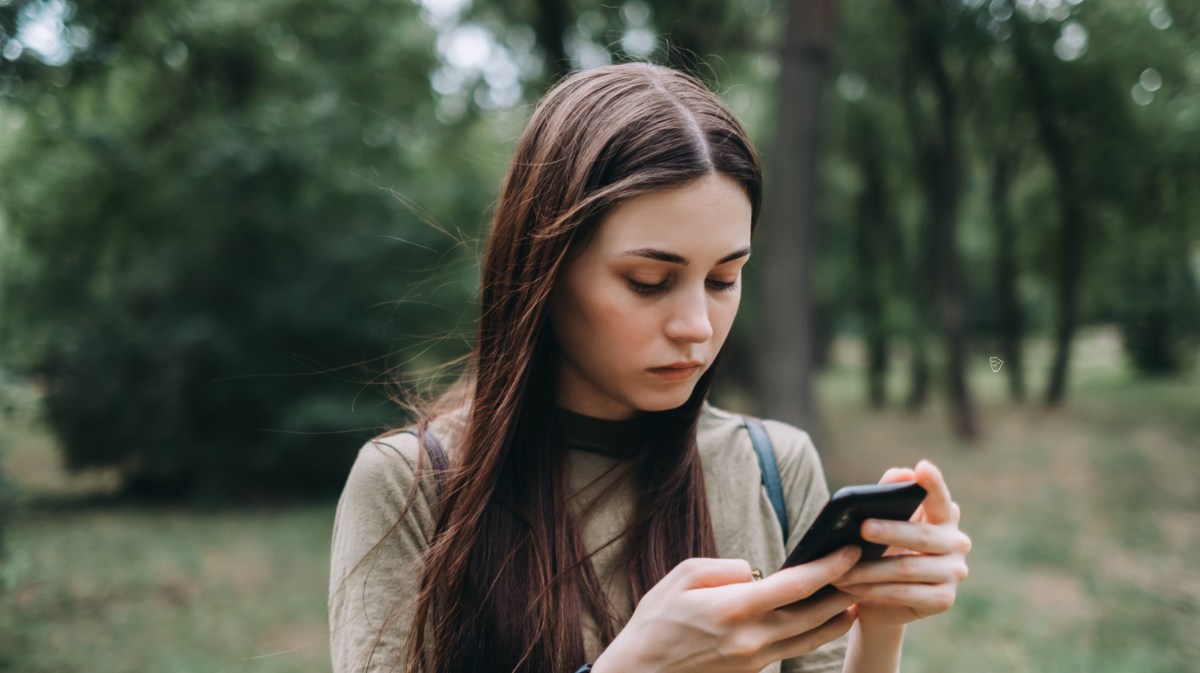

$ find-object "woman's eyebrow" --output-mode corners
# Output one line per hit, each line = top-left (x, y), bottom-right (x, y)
(619, 246), (752, 266)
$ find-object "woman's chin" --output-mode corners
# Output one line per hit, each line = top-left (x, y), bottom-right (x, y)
(633, 390), (696, 413)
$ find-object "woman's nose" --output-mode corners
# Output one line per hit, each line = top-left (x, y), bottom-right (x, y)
(664, 288), (714, 343)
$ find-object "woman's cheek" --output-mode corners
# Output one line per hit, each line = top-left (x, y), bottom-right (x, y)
(712, 295), (740, 343)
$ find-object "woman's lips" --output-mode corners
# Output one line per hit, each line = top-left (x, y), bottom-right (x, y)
(648, 365), (702, 380)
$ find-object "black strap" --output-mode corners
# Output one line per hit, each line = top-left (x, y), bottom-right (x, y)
(743, 416), (788, 540)
(403, 428), (449, 498)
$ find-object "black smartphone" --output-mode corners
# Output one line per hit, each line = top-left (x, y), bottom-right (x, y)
(779, 481), (927, 571)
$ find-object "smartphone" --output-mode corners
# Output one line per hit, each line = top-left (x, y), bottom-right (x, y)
(779, 481), (927, 571)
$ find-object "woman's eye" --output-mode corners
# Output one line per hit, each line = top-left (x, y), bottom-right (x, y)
(629, 279), (667, 295)
(628, 277), (738, 295)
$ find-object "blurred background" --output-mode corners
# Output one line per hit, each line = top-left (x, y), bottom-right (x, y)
(0, 0), (1197, 670)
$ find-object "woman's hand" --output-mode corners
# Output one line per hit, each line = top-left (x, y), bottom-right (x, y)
(592, 546), (863, 673)
(834, 460), (972, 630)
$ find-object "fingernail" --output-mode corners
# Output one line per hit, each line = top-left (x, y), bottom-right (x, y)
(843, 545), (862, 561)
(863, 521), (880, 536)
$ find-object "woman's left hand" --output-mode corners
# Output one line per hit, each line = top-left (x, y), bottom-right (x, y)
(833, 460), (972, 630)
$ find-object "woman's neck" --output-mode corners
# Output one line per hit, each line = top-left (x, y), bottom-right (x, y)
(555, 406), (655, 459)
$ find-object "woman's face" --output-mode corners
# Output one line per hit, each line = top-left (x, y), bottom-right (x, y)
(549, 173), (752, 420)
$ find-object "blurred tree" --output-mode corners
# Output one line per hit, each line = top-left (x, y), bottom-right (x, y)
(1100, 3), (1200, 375)
(988, 151), (1027, 400)
(847, 107), (902, 409)
(753, 0), (837, 442)
(1113, 154), (1200, 375)
(828, 0), (937, 416)
(2, 0), (1195, 486)
(0, 0), (491, 498)
(1006, 5), (1090, 408)
(827, 0), (1199, 432)
(504, 0), (767, 87)
(999, 0), (1200, 386)
(0, 375), (19, 592)
(893, 0), (978, 440)
(961, 24), (1033, 404)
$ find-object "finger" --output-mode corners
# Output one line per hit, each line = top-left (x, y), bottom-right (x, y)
(765, 587), (856, 637)
(701, 587), (852, 665)
(915, 460), (955, 525)
(861, 519), (969, 555)
(835, 553), (968, 586)
(670, 557), (756, 590)
(762, 607), (857, 663)
(837, 582), (958, 617)
(878, 467), (916, 484)
(744, 546), (862, 612)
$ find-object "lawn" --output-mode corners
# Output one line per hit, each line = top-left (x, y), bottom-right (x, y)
(815, 331), (1200, 673)
(2, 330), (1197, 672)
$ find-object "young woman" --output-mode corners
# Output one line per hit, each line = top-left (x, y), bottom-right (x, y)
(329, 62), (971, 673)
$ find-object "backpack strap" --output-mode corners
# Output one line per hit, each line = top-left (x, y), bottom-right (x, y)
(743, 416), (788, 540)
(403, 428), (449, 498)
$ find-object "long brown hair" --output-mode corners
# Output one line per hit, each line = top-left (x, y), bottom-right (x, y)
(400, 63), (762, 673)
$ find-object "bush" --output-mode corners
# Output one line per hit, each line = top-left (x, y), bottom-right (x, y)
(0, 0), (491, 499)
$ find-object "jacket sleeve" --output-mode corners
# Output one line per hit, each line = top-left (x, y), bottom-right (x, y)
(329, 435), (439, 673)
(765, 420), (848, 673)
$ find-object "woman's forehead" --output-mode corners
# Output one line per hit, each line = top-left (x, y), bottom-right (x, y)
(589, 174), (752, 260)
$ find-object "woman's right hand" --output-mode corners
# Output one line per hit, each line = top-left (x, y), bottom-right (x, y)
(591, 545), (863, 673)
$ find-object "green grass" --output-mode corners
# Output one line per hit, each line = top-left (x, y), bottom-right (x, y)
(2, 329), (1198, 672)
(818, 329), (1200, 673)
(1, 503), (333, 673)
(0, 384), (334, 673)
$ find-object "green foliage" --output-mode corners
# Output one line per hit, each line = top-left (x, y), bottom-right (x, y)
(1, 0), (1197, 497)
(823, 0), (1200, 385)
(0, 0), (494, 497)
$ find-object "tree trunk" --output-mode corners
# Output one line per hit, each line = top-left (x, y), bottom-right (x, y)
(851, 114), (892, 409)
(753, 0), (837, 443)
(897, 63), (933, 414)
(1007, 8), (1083, 408)
(1045, 181), (1084, 405)
(1121, 166), (1200, 375)
(656, 1), (723, 78)
(1172, 169), (1200, 356)
(897, 0), (978, 440)
(532, 0), (573, 82)
(990, 153), (1026, 401)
